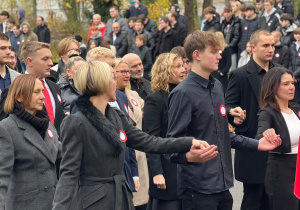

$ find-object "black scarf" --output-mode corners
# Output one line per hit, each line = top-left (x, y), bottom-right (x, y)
(14, 104), (49, 139)
(75, 95), (123, 157)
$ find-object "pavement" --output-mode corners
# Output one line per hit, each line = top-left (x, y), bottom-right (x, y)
(230, 150), (243, 210)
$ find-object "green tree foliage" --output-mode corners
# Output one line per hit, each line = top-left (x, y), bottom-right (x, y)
(92, 0), (123, 23)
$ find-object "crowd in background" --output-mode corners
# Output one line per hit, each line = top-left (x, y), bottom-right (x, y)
(0, 0), (300, 210)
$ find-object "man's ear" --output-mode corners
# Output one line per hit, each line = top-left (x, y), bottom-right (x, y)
(192, 50), (201, 62)
(26, 57), (33, 67)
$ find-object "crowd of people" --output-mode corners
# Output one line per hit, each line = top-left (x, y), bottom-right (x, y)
(0, 0), (300, 210)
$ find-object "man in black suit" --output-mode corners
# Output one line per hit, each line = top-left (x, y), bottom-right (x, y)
(109, 22), (128, 58)
(225, 29), (281, 210)
(0, 41), (64, 134)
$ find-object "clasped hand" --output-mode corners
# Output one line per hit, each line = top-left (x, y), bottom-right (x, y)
(186, 140), (218, 163)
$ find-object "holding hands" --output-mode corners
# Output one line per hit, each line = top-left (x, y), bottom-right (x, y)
(258, 128), (282, 151)
(230, 107), (246, 125)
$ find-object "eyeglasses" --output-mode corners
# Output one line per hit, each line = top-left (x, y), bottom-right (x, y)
(116, 70), (132, 76)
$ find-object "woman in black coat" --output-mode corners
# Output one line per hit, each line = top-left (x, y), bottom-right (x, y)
(52, 61), (218, 210)
(257, 67), (300, 210)
(57, 56), (85, 114)
(211, 32), (231, 93)
(143, 53), (187, 210)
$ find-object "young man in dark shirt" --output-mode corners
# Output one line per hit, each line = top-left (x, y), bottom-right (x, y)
(167, 30), (281, 210)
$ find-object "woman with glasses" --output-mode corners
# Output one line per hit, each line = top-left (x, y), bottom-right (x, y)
(52, 61), (215, 210)
(115, 58), (149, 210)
(143, 53), (187, 210)
(57, 55), (85, 114)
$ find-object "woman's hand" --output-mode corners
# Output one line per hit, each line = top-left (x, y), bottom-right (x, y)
(153, 174), (166, 190)
(263, 128), (280, 145)
(230, 107), (246, 125)
(186, 140), (218, 163)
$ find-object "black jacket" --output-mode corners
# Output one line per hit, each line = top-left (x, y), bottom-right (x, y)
(279, 23), (297, 47)
(259, 8), (281, 32)
(172, 21), (187, 46)
(87, 36), (102, 51)
(203, 16), (220, 32)
(289, 42), (300, 78)
(33, 24), (51, 43)
(154, 28), (180, 58)
(238, 16), (259, 52)
(132, 45), (152, 80)
(144, 18), (158, 40)
(211, 46), (232, 92)
(256, 105), (300, 153)
(57, 76), (81, 113)
(130, 78), (151, 100)
(225, 58), (281, 183)
(221, 17), (240, 54)
(129, 29), (155, 52)
(272, 43), (289, 68)
(276, 0), (294, 16)
(143, 87), (180, 200)
(109, 31), (128, 58)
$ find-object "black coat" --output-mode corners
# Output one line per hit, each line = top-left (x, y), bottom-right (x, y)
(279, 24), (297, 47)
(289, 42), (300, 77)
(144, 18), (158, 40)
(143, 88), (179, 200)
(259, 8), (281, 32)
(52, 95), (194, 210)
(57, 76), (81, 113)
(221, 17), (240, 54)
(154, 28), (180, 58)
(130, 78), (151, 100)
(272, 44), (289, 68)
(132, 45), (152, 80)
(33, 24), (51, 43)
(129, 29), (155, 52)
(238, 16), (259, 52)
(203, 16), (220, 32)
(109, 31), (128, 58)
(225, 58), (280, 183)
(276, 0), (294, 16)
(211, 46), (231, 92)
(172, 21), (187, 46)
(256, 105), (300, 153)
(0, 79), (64, 135)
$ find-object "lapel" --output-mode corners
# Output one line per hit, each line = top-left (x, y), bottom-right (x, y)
(160, 91), (168, 110)
(11, 114), (58, 164)
(246, 60), (261, 103)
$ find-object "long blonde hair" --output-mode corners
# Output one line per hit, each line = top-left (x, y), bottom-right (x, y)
(151, 53), (182, 93)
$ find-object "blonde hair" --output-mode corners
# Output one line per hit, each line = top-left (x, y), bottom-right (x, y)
(231, 1), (242, 16)
(74, 61), (111, 96)
(151, 53), (181, 93)
(215, 31), (229, 48)
(56, 37), (79, 57)
(115, 58), (131, 90)
(86, 47), (115, 62)
(4, 74), (37, 113)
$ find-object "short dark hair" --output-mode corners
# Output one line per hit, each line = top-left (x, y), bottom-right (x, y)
(129, 17), (137, 22)
(223, 7), (232, 13)
(245, 5), (256, 11)
(256, 0), (264, 3)
(135, 19), (144, 26)
(38, 16), (44, 21)
(280, 13), (294, 24)
(7, 19), (15, 24)
(203, 7), (215, 15)
(14, 24), (20, 29)
(0, 32), (9, 41)
(110, 5), (119, 11)
(138, 14), (147, 22)
(160, 16), (170, 24)
(169, 12), (178, 21)
(0, 11), (9, 18)
(259, 67), (295, 111)
(170, 46), (187, 59)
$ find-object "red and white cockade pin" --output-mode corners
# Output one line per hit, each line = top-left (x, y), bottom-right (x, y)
(124, 104), (129, 115)
(47, 129), (54, 139)
(275, 53), (280, 58)
(220, 105), (226, 117)
(244, 27), (248, 30)
(268, 22), (272, 26)
(298, 111), (300, 118)
(17, 41), (20, 45)
(57, 94), (62, 103)
(298, 52), (300, 58)
(131, 99), (138, 107)
(120, 130), (127, 142)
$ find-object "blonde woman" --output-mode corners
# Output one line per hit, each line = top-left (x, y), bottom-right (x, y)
(231, 1), (243, 19)
(143, 53), (187, 210)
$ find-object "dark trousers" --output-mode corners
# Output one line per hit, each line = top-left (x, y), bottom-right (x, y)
(241, 183), (269, 210)
(265, 153), (299, 210)
(182, 189), (233, 210)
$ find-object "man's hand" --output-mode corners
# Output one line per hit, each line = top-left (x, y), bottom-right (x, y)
(258, 135), (282, 151)
(133, 179), (140, 192)
(230, 107), (246, 125)
(186, 140), (218, 163)
(153, 174), (166, 190)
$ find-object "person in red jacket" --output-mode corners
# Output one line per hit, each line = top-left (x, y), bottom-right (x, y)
(87, 14), (106, 39)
